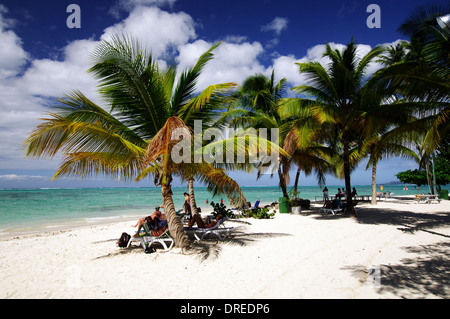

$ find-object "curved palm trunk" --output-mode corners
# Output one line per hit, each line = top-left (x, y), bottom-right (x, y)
(343, 138), (355, 216)
(188, 178), (200, 216)
(293, 167), (301, 199)
(424, 157), (435, 195)
(161, 180), (190, 249)
(371, 162), (377, 205)
(278, 166), (288, 199)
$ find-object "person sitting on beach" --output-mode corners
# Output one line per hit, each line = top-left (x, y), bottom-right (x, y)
(186, 214), (224, 230)
(184, 192), (192, 219)
(133, 206), (166, 236)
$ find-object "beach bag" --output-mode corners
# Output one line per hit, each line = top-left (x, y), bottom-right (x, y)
(118, 232), (131, 247)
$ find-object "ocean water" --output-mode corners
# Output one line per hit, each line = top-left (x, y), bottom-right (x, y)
(0, 184), (446, 236)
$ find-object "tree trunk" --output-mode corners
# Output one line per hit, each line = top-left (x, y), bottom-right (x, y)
(278, 165), (288, 199)
(371, 162), (377, 205)
(188, 178), (200, 216)
(161, 181), (190, 249)
(293, 167), (301, 199)
(424, 157), (435, 195)
(343, 138), (355, 216)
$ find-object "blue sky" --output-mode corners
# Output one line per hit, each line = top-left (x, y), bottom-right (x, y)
(0, 0), (446, 189)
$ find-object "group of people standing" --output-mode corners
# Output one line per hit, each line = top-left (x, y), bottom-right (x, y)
(322, 187), (358, 201)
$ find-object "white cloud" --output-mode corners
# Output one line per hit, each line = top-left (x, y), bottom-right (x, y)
(261, 17), (289, 35)
(0, 174), (47, 181)
(109, 0), (177, 18)
(102, 6), (196, 58)
(0, 6), (28, 79)
(18, 40), (99, 99)
(176, 40), (268, 91)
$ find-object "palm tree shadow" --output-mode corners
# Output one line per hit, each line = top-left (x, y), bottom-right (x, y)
(355, 206), (450, 239)
(189, 229), (292, 262)
(343, 242), (450, 298)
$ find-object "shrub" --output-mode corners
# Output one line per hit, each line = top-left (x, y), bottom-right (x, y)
(242, 207), (275, 219)
(210, 201), (234, 218)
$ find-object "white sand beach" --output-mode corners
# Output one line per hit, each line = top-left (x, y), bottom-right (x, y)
(1, 196), (449, 299)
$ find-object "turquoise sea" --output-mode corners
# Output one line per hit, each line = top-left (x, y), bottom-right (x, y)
(0, 184), (447, 236)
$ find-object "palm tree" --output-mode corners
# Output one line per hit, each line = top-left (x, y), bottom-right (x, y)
(140, 116), (247, 248)
(377, 42), (407, 66)
(384, 4), (450, 156)
(364, 127), (420, 204)
(291, 39), (394, 216)
(218, 71), (292, 198)
(23, 36), (241, 248)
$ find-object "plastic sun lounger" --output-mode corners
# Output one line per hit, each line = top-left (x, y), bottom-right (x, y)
(252, 200), (261, 209)
(319, 199), (344, 215)
(128, 225), (174, 252)
(185, 217), (234, 241)
(319, 207), (344, 215)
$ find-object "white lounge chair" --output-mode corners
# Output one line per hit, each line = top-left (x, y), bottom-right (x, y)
(320, 199), (344, 215)
(128, 225), (174, 252)
(185, 217), (233, 241)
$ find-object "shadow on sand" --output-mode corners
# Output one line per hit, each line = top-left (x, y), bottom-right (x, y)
(189, 228), (292, 262)
(333, 201), (450, 298)
(343, 241), (450, 298)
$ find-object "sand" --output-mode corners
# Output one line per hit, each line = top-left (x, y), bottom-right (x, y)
(0, 196), (449, 299)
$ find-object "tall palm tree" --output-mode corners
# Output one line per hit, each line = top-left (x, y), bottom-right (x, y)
(365, 127), (419, 204)
(384, 4), (450, 156)
(218, 71), (292, 198)
(23, 36), (240, 248)
(291, 39), (396, 216)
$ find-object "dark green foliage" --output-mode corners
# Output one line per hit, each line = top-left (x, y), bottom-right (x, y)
(242, 207), (275, 219)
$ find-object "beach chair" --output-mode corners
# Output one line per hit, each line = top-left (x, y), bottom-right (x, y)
(319, 199), (344, 215)
(251, 200), (261, 209)
(184, 217), (234, 241)
(127, 223), (174, 252)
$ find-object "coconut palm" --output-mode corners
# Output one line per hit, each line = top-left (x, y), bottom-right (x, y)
(23, 36), (241, 249)
(382, 4), (450, 156)
(290, 39), (398, 216)
(217, 71), (293, 198)
(140, 116), (248, 248)
(364, 127), (420, 204)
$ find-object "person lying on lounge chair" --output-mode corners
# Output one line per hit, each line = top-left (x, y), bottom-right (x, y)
(186, 214), (224, 230)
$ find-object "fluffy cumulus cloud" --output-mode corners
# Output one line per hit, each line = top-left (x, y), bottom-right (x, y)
(0, 5), (28, 79)
(102, 6), (196, 58)
(177, 39), (267, 91)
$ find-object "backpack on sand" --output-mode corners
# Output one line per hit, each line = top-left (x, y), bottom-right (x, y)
(118, 232), (131, 248)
